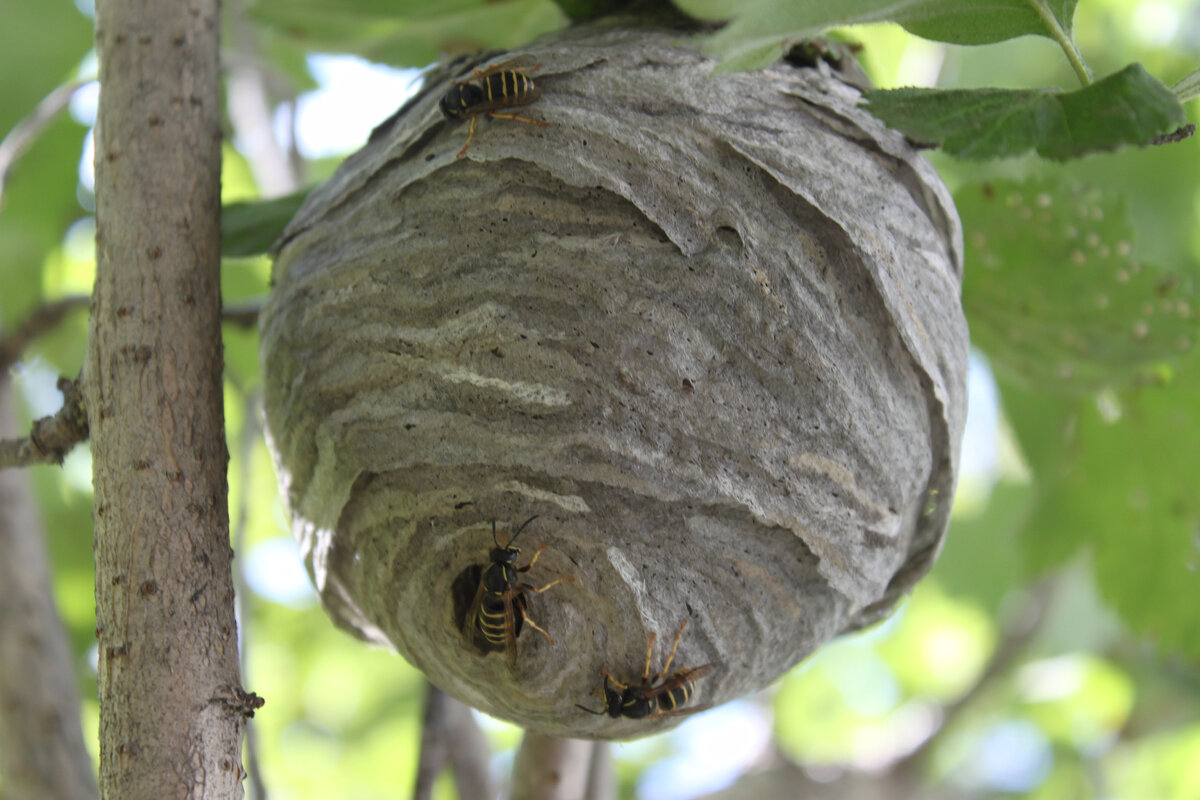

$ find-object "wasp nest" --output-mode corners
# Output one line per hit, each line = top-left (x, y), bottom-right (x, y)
(260, 20), (967, 738)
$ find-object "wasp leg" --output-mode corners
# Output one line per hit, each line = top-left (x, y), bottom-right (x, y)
(641, 632), (658, 682)
(600, 669), (629, 692)
(652, 620), (689, 683)
(487, 111), (550, 128)
(520, 575), (574, 594)
(519, 610), (556, 645)
(455, 115), (478, 159)
(521, 542), (549, 571)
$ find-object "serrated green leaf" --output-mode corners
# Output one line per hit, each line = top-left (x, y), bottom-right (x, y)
(864, 64), (1186, 161)
(222, 190), (310, 257)
(959, 178), (1198, 391)
(676, 0), (1080, 72)
(1000, 365), (1200, 657)
(250, 0), (567, 67)
(900, 0), (1078, 46)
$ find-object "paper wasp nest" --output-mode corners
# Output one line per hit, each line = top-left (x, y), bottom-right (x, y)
(260, 21), (967, 738)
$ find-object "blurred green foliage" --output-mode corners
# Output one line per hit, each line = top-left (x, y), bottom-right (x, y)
(2, 0), (1200, 799)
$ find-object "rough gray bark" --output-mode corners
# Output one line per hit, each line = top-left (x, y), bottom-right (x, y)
(0, 374), (97, 800)
(261, 20), (967, 738)
(87, 1), (254, 798)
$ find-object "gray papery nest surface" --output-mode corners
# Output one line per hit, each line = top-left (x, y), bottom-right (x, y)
(260, 21), (968, 738)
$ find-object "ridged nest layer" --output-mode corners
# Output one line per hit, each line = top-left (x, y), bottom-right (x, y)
(260, 21), (968, 739)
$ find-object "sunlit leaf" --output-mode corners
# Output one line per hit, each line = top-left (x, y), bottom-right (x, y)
(934, 481), (1032, 612)
(1000, 361), (1200, 656)
(250, 0), (567, 67)
(676, 0), (1080, 72)
(864, 65), (1186, 161)
(223, 191), (309, 257)
(959, 178), (1198, 392)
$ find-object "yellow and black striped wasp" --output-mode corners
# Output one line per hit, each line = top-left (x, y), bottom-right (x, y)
(439, 54), (550, 158)
(462, 516), (573, 664)
(577, 620), (714, 719)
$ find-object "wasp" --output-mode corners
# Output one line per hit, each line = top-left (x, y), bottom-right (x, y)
(577, 620), (714, 719)
(439, 55), (550, 158)
(461, 515), (573, 663)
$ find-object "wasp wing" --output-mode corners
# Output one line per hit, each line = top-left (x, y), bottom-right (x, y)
(461, 578), (487, 646)
(451, 54), (541, 85)
(640, 664), (715, 701)
(503, 589), (521, 665)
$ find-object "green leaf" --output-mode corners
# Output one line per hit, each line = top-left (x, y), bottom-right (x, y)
(250, 0), (568, 67)
(899, 0), (1078, 46)
(863, 64), (1186, 161)
(1000, 364), (1200, 657)
(933, 481), (1033, 612)
(223, 190), (310, 257)
(675, 0), (1080, 72)
(550, 0), (638, 21)
(959, 178), (1198, 391)
(0, 1), (93, 321)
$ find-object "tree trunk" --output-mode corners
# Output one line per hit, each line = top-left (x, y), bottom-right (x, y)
(87, 1), (253, 798)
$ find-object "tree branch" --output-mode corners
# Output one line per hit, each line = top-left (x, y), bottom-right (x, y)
(0, 372), (98, 800)
(0, 376), (88, 470)
(584, 741), (615, 800)
(0, 295), (90, 373)
(0, 81), (91, 210)
(893, 579), (1056, 779)
(510, 733), (594, 800)
(414, 683), (494, 800)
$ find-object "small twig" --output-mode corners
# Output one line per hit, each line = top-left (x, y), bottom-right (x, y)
(414, 683), (494, 800)
(511, 733), (594, 800)
(413, 684), (450, 800)
(0, 376), (88, 470)
(0, 296), (259, 375)
(1152, 124), (1196, 146)
(231, 389), (268, 800)
(0, 296), (90, 373)
(0, 81), (92, 210)
(221, 301), (261, 329)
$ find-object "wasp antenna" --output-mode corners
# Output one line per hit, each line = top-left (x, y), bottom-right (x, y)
(491, 519), (501, 547)
(507, 514), (539, 547)
(576, 703), (605, 715)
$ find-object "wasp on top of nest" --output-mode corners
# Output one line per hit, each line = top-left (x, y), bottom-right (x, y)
(439, 55), (550, 158)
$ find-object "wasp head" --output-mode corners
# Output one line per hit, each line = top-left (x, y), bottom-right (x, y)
(439, 84), (483, 120)
(489, 546), (521, 565)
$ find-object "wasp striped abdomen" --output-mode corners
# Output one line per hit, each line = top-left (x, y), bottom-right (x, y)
(577, 620), (714, 720)
(439, 55), (549, 158)
(461, 516), (573, 664)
